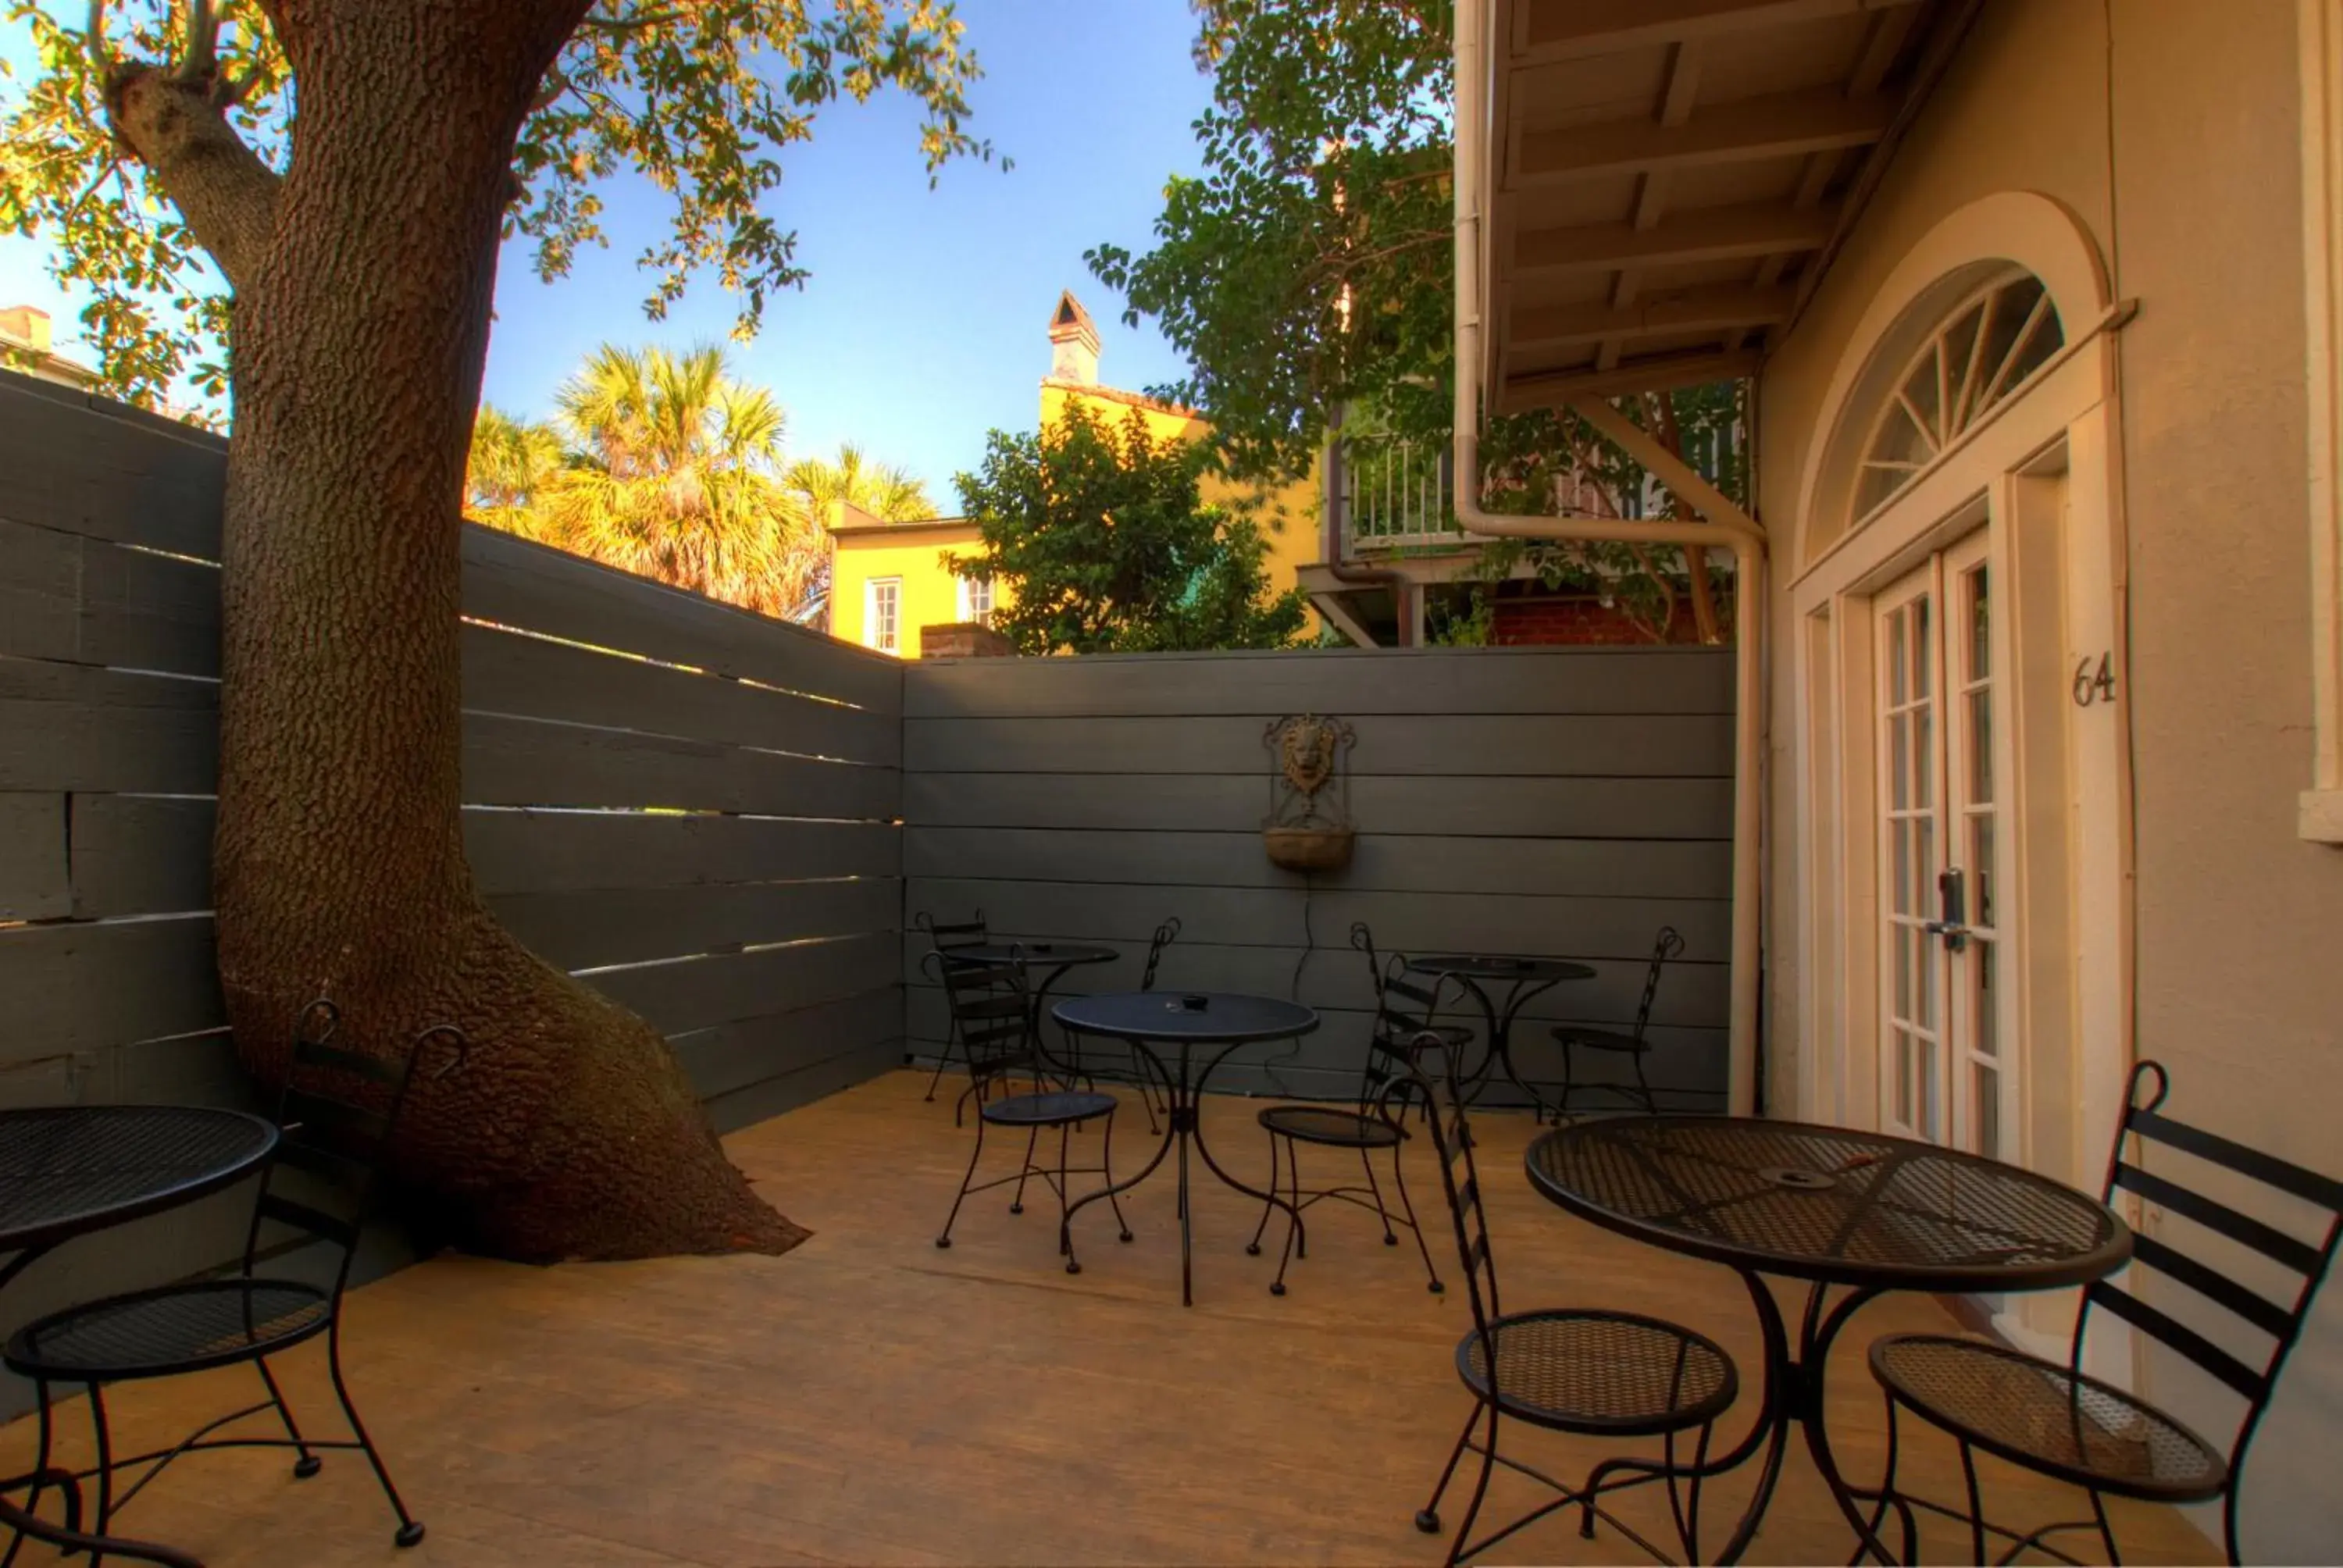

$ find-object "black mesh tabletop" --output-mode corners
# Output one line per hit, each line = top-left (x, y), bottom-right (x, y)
(1410, 954), (1597, 985)
(1051, 991), (1319, 1046)
(956, 942), (1118, 968)
(0, 1106), (278, 1253)
(1526, 1116), (2130, 1293)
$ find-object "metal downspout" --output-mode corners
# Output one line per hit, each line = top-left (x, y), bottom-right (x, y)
(1451, 0), (1768, 1114)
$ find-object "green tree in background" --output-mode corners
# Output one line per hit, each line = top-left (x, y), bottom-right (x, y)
(466, 384), (929, 624)
(787, 440), (935, 523)
(0, 0), (997, 1264)
(1090, 0), (1746, 645)
(540, 344), (819, 615)
(952, 399), (1306, 655)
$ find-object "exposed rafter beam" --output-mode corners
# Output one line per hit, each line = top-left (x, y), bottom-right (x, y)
(1515, 200), (1836, 274)
(1520, 0), (1922, 62)
(1514, 285), (1796, 348)
(1519, 84), (1896, 184)
(1500, 348), (1763, 411)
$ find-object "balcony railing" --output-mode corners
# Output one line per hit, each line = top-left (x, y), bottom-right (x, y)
(1342, 437), (1464, 553)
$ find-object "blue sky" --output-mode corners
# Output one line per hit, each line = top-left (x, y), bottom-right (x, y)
(0, 1), (1213, 505)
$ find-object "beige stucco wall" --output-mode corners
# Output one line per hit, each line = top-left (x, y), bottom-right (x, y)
(1756, 0), (2343, 1556)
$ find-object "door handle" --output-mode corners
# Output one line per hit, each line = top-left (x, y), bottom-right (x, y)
(1924, 868), (1969, 952)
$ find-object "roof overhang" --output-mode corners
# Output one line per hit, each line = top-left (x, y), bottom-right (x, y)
(1478, 0), (1982, 413)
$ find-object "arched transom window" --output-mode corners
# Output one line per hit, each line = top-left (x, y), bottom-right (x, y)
(1854, 269), (2065, 521)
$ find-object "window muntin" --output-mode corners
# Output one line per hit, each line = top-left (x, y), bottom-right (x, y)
(867, 577), (901, 654)
(1853, 272), (2064, 522)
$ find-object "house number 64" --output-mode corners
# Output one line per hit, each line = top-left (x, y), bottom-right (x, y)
(2072, 652), (2117, 707)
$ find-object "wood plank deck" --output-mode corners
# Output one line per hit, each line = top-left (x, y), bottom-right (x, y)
(0, 1071), (2209, 1566)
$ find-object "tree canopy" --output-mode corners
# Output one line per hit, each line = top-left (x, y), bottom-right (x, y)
(464, 349), (932, 624)
(1089, 0), (1749, 645)
(1, 0), (998, 421)
(950, 399), (1307, 655)
(1086, 0), (1455, 483)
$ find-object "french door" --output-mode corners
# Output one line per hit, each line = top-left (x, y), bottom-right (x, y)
(1874, 530), (2008, 1156)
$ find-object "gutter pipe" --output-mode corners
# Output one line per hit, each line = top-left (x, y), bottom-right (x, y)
(1452, 0), (1767, 1114)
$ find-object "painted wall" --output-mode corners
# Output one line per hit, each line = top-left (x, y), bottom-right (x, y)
(828, 520), (995, 655)
(1753, 1), (2343, 1556)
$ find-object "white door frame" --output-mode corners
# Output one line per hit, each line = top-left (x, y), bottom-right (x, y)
(1788, 329), (2131, 1356)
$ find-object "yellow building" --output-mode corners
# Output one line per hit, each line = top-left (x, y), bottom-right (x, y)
(826, 291), (1322, 657)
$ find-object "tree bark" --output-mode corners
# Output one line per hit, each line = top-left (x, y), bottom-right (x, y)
(115, 0), (803, 1261)
(1646, 392), (1721, 646)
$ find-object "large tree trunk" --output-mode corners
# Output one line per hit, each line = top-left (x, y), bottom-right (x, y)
(116, 1), (803, 1261)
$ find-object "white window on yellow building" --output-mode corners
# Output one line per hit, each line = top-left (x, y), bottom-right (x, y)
(866, 577), (901, 654)
(957, 574), (993, 625)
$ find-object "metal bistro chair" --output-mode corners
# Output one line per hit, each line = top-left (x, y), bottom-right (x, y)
(1241, 927), (1461, 1298)
(1867, 1059), (2343, 1567)
(915, 909), (990, 1110)
(1550, 925), (1683, 1118)
(5, 1001), (458, 1552)
(1407, 1035), (1737, 1568)
(1126, 917), (1182, 1135)
(1353, 922), (1476, 1124)
(932, 950), (1132, 1272)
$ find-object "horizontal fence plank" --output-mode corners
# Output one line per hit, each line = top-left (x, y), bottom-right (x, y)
(704, 1036), (901, 1136)
(463, 625), (899, 768)
(0, 915), (224, 1061)
(0, 660), (217, 793)
(904, 772), (1733, 839)
(907, 646), (1735, 718)
(462, 526), (902, 715)
(905, 826), (1729, 900)
(0, 793), (69, 921)
(492, 876), (900, 972)
(895, 932), (1726, 1029)
(0, 375), (226, 560)
(903, 878), (1730, 964)
(587, 930), (898, 1036)
(904, 713), (1731, 778)
(671, 986), (901, 1102)
(463, 713), (898, 821)
(65, 798), (908, 918)
(465, 809), (900, 895)
(70, 793), (213, 918)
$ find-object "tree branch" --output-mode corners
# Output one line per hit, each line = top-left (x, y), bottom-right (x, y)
(83, 0), (113, 71)
(177, 0), (221, 81)
(106, 66), (280, 291)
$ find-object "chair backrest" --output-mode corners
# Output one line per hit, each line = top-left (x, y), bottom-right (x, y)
(1139, 918), (1182, 990)
(246, 1000), (462, 1299)
(917, 909), (989, 953)
(2084, 1060), (2343, 1506)
(1630, 925), (1687, 1041)
(1405, 1033), (1504, 1380)
(925, 948), (1034, 1082)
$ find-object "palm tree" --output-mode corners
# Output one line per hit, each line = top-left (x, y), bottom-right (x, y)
(533, 344), (819, 616)
(464, 404), (563, 540)
(786, 441), (936, 523)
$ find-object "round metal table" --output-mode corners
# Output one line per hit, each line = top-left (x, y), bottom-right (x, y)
(1406, 954), (1595, 1117)
(1051, 992), (1318, 1306)
(1525, 1115), (2132, 1563)
(0, 1104), (279, 1566)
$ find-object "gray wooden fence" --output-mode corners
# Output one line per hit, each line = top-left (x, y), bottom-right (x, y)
(0, 371), (903, 1347)
(900, 645), (1735, 1105)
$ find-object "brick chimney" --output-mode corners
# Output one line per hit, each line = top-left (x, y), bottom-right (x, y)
(1047, 290), (1100, 386)
(0, 306), (53, 354)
